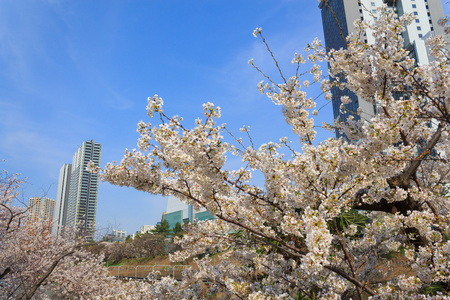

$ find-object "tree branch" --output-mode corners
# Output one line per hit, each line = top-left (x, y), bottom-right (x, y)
(0, 267), (11, 280)
(21, 251), (75, 300)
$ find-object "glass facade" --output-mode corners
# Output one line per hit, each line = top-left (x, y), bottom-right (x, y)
(320, 0), (360, 124)
(194, 211), (215, 222)
(163, 208), (215, 228)
(162, 210), (183, 229)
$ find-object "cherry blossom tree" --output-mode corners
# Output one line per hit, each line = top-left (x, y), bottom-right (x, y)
(99, 6), (450, 299)
(0, 169), (156, 299)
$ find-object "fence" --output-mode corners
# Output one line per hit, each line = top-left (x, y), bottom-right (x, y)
(107, 265), (190, 281)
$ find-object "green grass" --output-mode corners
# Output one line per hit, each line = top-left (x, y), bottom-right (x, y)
(105, 256), (156, 267)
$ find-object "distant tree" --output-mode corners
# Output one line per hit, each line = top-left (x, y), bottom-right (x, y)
(132, 234), (165, 258)
(151, 219), (172, 237)
(172, 222), (183, 235)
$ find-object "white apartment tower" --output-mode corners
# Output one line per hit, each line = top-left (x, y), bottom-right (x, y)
(52, 163), (71, 236)
(63, 140), (102, 241)
(27, 197), (55, 226)
(319, 0), (447, 124)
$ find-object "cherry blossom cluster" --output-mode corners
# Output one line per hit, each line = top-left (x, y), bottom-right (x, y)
(0, 169), (158, 299)
(99, 5), (450, 299)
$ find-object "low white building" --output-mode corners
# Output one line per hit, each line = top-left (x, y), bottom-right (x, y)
(139, 225), (155, 234)
(105, 229), (127, 242)
(131, 225), (156, 239)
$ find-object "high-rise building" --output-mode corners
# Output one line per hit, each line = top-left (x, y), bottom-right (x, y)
(52, 163), (71, 236)
(319, 0), (446, 123)
(64, 140), (102, 241)
(27, 197), (55, 226)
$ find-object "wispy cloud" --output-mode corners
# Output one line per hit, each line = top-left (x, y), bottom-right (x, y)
(0, 102), (69, 177)
(0, 2), (57, 92)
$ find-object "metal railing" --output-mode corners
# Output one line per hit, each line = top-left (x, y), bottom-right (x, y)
(108, 265), (190, 281)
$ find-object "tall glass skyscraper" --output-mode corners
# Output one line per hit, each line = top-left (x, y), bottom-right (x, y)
(319, 0), (447, 125)
(54, 140), (102, 241)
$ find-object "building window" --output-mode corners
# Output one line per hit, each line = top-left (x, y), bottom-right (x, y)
(417, 26), (421, 31)
(418, 34), (423, 38)
(415, 19), (420, 23)
(412, 4), (416, 8)
(371, 1), (375, 5)
(372, 9), (376, 13)
(413, 11), (418, 15)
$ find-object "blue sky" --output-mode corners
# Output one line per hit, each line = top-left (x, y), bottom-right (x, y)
(1, 1), (446, 237)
